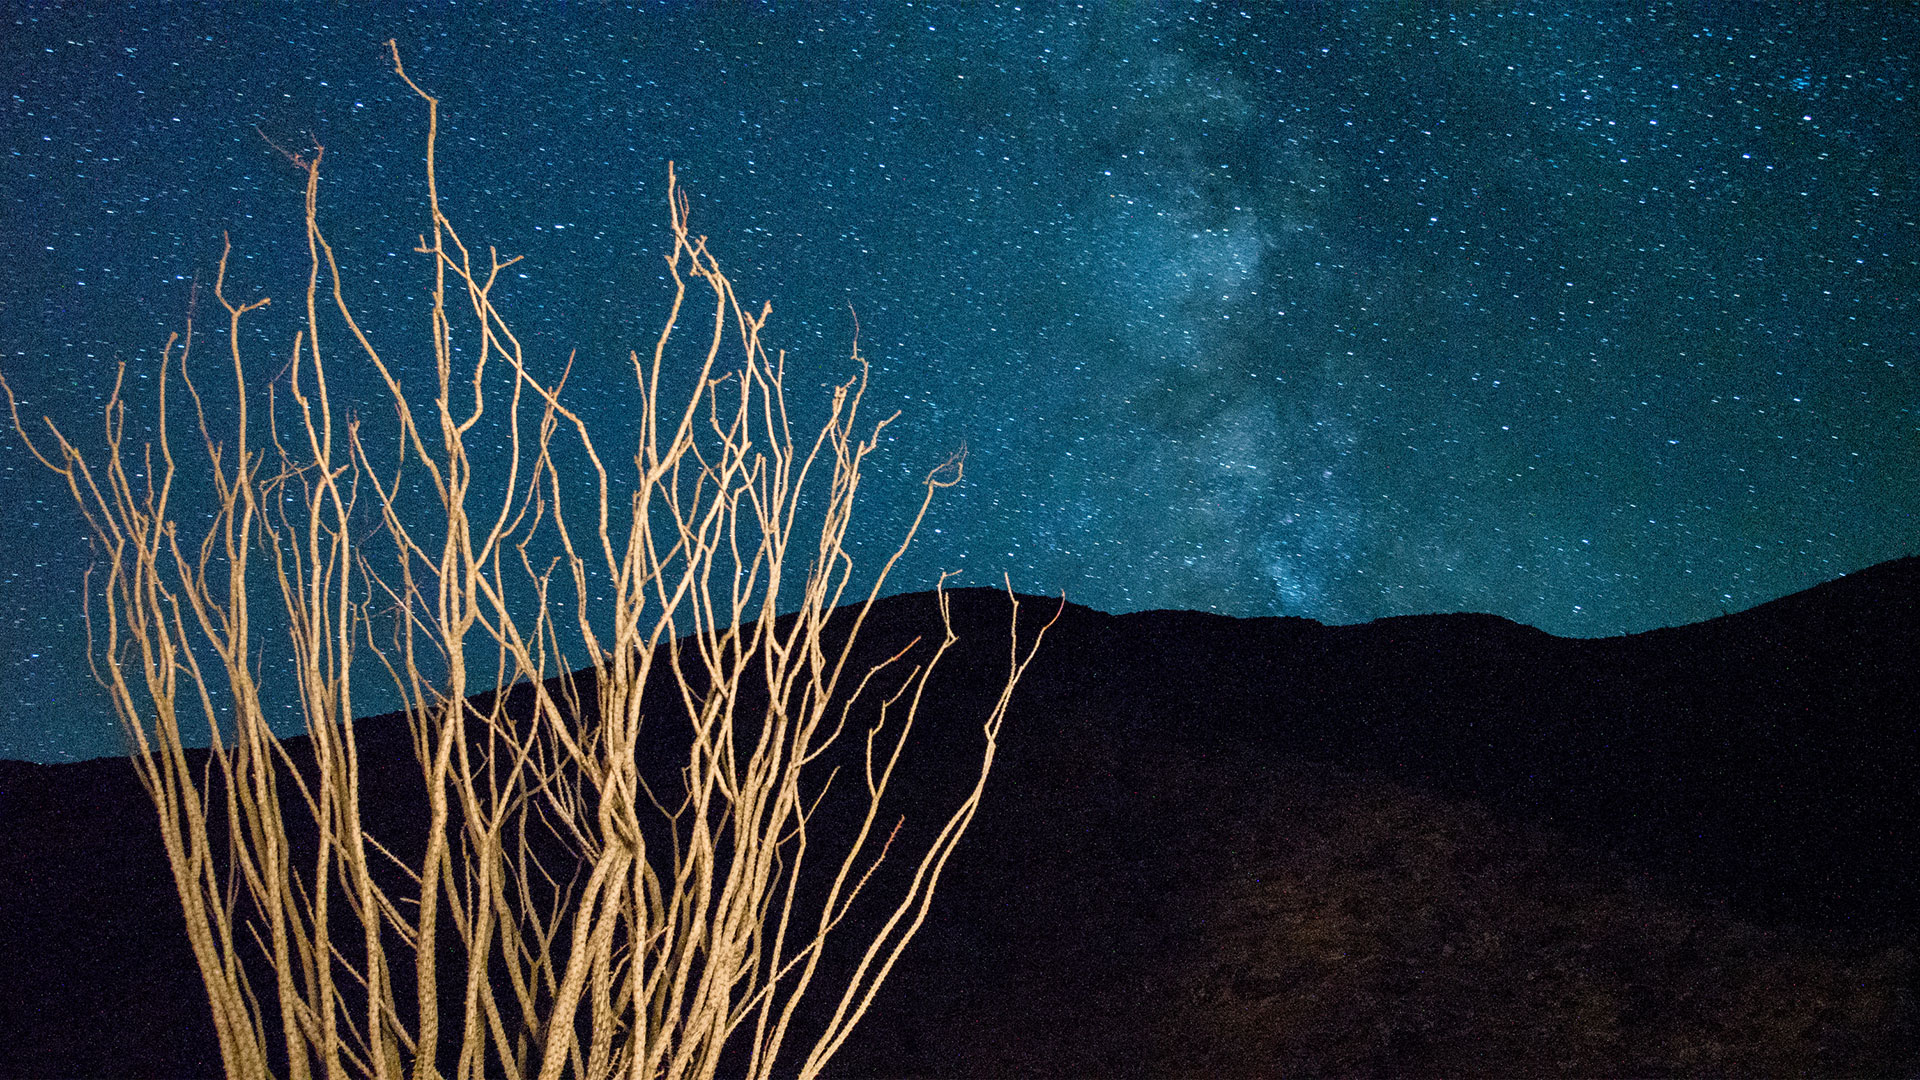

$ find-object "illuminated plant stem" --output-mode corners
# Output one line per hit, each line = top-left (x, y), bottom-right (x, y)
(4, 41), (1059, 1080)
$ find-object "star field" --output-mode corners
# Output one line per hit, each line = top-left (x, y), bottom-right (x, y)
(2, 2), (1914, 760)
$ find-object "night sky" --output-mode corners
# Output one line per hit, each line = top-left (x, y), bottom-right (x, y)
(2, 2), (1914, 762)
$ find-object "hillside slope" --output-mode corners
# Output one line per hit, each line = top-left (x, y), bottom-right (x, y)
(2, 559), (1915, 1076)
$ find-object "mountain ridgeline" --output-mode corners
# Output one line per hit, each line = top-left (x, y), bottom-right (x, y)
(2, 558), (1916, 1077)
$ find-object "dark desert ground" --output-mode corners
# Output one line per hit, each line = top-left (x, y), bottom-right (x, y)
(3, 556), (1918, 1078)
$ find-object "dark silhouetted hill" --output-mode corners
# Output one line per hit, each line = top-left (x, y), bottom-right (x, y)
(3, 557), (1917, 1076)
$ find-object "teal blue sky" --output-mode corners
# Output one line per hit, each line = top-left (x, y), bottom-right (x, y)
(2, 2), (1914, 761)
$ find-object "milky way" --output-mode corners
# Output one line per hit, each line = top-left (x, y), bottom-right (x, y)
(2, 3), (1914, 760)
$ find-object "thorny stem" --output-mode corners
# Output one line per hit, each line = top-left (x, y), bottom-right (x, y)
(1, 40), (1061, 1080)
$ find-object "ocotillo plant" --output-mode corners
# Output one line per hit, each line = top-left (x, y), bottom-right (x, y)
(3, 41), (1056, 1080)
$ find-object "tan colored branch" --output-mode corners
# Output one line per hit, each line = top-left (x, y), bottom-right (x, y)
(4, 42), (1058, 1080)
